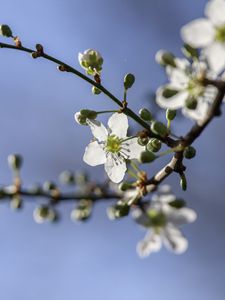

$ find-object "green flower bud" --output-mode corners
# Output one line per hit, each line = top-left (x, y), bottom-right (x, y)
(155, 50), (176, 68)
(0, 24), (13, 37)
(10, 196), (23, 210)
(75, 172), (89, 185)
(78, 49), (103, 74)
(184, 146), (196, 159)
(59, 170), (75, 185)
(124, 73), (135, 89)
(140, 151), (156, 163)
(162, 88), (179, 98)
(166, 109), (176, 121)
(169, 199), (186, 209)
(92, 86), (101, 95)
(137, 136), (149, 146)
(180, 175), (187, 191)
(8, 154), (23, 170)
(182, 43), (199, 59)
(139, 108), (152, 121)
(33, 205), (51, 223)
(71, 199), (92, 221)
(107, 201), (130, 220)
(185, 97), (198, 110)
(151, 121), (169, 138)
(146, 138), (162, 153)
(119, 182), (133, 191)
(43, 181), (56, 192)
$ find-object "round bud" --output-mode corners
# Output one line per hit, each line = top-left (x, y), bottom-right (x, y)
(185, 97), (198, 110)
(10, 196), (23, 210)
(107, 201), (130, 220)
(155, 50), (176, 68)
(0, 24), (13, 37)
(139, 108), (152, 121)
(92, 86), (101, 95)
(151, 121), (168, 138)
(71, 200), (92, 222)
(33, 205), (50, 223)
(137, 136), (149, 146)
(146, 138), (162, 153)
(166, 109), (176, 121)
(59, 170), (75, 185)
(43, 181), (56, 192)
(140, 151), (156, 163)
(124, 73), (135, 90)
(184, 146), (196, 159)
(78, 49), (103, 74)
(8, 154), (23, 170)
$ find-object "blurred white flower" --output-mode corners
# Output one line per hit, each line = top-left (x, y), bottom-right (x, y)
(82, 113), (144, 183)
(156, 57), (217, 123)
(181, 0), (225, 74)
(133, 185), (197, 257)
(78, 49), (103, 75)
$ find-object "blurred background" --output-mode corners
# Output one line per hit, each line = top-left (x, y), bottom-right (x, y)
(0, 0), (225, 299)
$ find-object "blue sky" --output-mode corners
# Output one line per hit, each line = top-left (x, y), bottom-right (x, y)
(0, 0), (225, 299)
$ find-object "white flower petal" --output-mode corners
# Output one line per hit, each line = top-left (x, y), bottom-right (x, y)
(83, 141), (106, 166)
(182, 100), (210, 123)
(125, 138), (144, 160)
(205, 0), (225, 26)
(166, 68), (189, 88)
(181, 18), (215, 47)
(174, 58), (190, 70)
(166, 207), (197, 226)
(132, 209), (152, 227)
(162, 224), (188, 254)
(87, 119), (108, 142)
(104, 154), (127, 183)
(156, 86), (189, 109)
(137, 231), (162, 258)
(107, 113), (128, 138)
(203, 43), (225, 74)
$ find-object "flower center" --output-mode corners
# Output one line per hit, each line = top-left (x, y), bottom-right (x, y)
(147, 209), (166, 228)
(187, 78), (204, 97)
(215, 25), (225, 43)
(106, 135), (122, 153)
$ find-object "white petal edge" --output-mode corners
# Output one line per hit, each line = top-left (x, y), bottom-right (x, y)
(162, 225), (188, 254)
(203, 43), (225, 74)
(166, 207), (197, 226)
(104, 155), (127, 183)
(137, 231), (162, 258)
(125, 138), (144, 160)
(83, 141), (106, 166)
(87, 119), (108, 142)
(156, 86), (189, 109)
(181, 18), (215, 48)
(205, 0), (225, 26)
(107, 113), (128, 138)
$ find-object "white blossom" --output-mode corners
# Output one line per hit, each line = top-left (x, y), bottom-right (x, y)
(80, 113), (144, 183)
(156, 57), (217, 123)
(181, 0), (225, 74)
(78, 49), (103, 75)
(133, 185), (197, 257)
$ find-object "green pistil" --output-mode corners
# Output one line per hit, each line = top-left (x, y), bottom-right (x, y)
(106, 135), (122, 153)
(147, 209), (167, 228)
(187, 78), (204, 97)
(215, 25), (225, 43)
